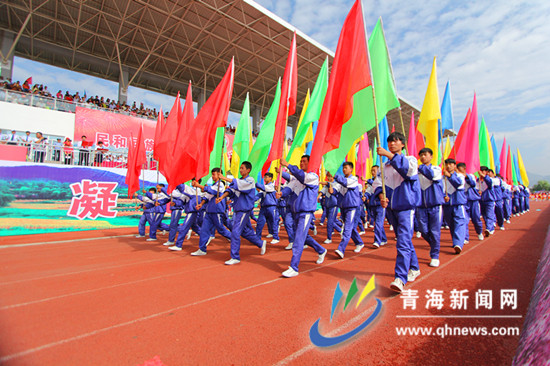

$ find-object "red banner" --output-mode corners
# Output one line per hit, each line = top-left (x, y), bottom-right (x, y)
(74, 107), (157, 151)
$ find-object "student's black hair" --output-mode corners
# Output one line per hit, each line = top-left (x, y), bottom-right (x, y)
(81, 135), (87, 139)
(211, 167), (221, 174)
(343, 161), (354, 169)
(488, 169), (494, 174)
(301, 155), (310, 161)
(444, 158), (456, 165)
(372, 165), (379, 169)
(191, 177), (202, 184)
(496, 173), (502, 179)
(457, 162), (466, 170)
(148, 188), (156, 192)
(419, 147), (433, 156)
(387, 132), (406, 144)
(480, 166), (489, 172)
(264, 172), (273, 179)
(241, 161), (252, 171)
(158, 184), (165, 188)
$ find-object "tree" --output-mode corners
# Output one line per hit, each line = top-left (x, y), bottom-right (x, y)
(532, 180), (550, 191)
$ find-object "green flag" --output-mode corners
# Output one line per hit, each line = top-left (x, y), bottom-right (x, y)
(511, 152), (518, 185)
(287, 58), (329, 160)
(478, 117), (491, 168)
(323, 18), (400, 173)
(204, 126), (225, 181)
(248, 79), (281, 180)
(231, 94), (251, 176)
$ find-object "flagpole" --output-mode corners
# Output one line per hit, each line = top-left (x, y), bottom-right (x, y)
(277, 104), (290, 193)
(440, 119), (448, 198)
(365, 14), (386, 199)
(218, 129), (225, 198)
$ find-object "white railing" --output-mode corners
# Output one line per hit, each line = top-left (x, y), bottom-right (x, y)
(0, 88), (156, 120)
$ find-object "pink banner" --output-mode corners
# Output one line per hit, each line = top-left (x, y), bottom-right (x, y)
(74, 107), (156, 151)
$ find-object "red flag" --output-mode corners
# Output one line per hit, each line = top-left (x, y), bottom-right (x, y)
(153, 107), (164, 161)
(448, 108), (471, 160)
(506, 145), (513, 185)
(169, 83), (195, 192)
(265, 32), (298, 170)
(499, 137), (507, 179)
(24, 77), (32, 86)
(309, 0), (372, 172)
(171, 59), (234, 185)
(125, 124), (146, 198)
(156, 93), (182, 182)
(391, 124), (395, 133)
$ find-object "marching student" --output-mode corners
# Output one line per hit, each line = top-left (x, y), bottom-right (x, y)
(416, 148), (445, 267)
(134, 188), (157, 238)
(478, 166), (497, 236)
(498, 174), (512, 224)
(319, 191), (327, 226)
(255, 172), (281, 243)
(457, 163), (484, 242)
(146, 184), (170, 241)
(374, 132), (422, 293)
(357, 178), (367, 235)
(364, 180), (374, 228)
(190, 168), (232, 256)
(276, 155), (327, 278)
(216, 161), (266, 265)
(162, 183), (187, 246)
(333, 162), (365, 257)
(442, 159), (467, 254)
(319, 171), (342, 244)
(168, 179), (203, 251)
(367, 165), (387, 248)
(522, 184), (530, 212)
(488, 170), (505, 230)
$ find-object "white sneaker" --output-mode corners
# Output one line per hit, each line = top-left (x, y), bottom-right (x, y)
(335, 249), (344, 259)
(380, 241), (387, 246)
(162, 230), (167, 235)
(206, 236), (215, 246)
(359, 231), (365, 235)
(489, 230), (495, 235)
(186, 231), (192, 240)
(389, 225), (394, 231)
(225, 258), (241, 265)
(454, 245), (462, 254)
(506, 220), (511, 224)
(266, 234), (273, 238)
(354, 244), (364, 253)
(429, 258), (440, 267)
(316, 249), (328, 264)
(373, 242), (380, 249)
(135, 234), (145, 238)
(369, 224), (374, 228)
(319, 222), (324, 226)
(464, 240), (469, 245)
(270, 239), (280, 244)
(163, 241), (174, 246)
(191, 249), (207, 256)
(282, 266), (299, 278)
(260, 240), (267, 255)
(478, 234), (484, 240)
(313, 226), (318, 236)
(500, 226), (505, 231)
(285, 242), (293, 250)
(168, 245), (182, 251)
(390, 278), (405, 293)
(407, 269), (421, 282)
(445, 225), (450, 229)
(416, 231), (421, 238)
(323, 239), (332, 244)
(146, 238), (157, 241)
(304, 245), (309, 249)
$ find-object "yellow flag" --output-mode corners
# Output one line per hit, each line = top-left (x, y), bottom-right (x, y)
(417, 57), (441, 163)
(443, 137), (451, 160)
(320, 159), (326, 185)
(485, 125), (495, 171)
(288, 90), (311, 166)
(517, 149), (529, 186)
(347, 139), (359, 176)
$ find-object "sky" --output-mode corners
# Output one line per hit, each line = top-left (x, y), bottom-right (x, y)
(10, 0), (550, 178)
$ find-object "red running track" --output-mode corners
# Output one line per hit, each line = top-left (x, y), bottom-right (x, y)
(0, 202), (548, 365)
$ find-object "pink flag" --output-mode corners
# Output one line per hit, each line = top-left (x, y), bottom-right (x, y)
(456, 94), (480, 173)
(407, 112), (417, 157)
(499, 137), (508, 181)
(448, 108), (471, 160)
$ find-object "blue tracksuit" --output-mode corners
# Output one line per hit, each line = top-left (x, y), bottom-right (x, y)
(464, 173), (483, 240)
(493, 177), (505, 228)
(141, 191), (164, 239)
(320, 184), (342, 240)
(417, 164), (444, 259)
(479, 175), (497, 233)
(334, 174), (364, 252)
(443, 172), (467, 250)
(154, 188), (171, 234)
(373, 154), (421, 285)
(278, 177), (295, 244)
(255, 182), (280, 240)
(174, 185), (203, 248)
(136, 194), (156, 237)
(319, 195), (327, 225)
(502, 181), (512, 220)
(166, 184), (186, 242)
(366, 179), (386, 245)
(198, 181), (232, 252)
(280, 165), (326, 272)
(226, 175), (264, 260)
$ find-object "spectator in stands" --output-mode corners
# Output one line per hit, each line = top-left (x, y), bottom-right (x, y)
(94, 141), (108, 166)
(56, 90), (63, 99)
(6, 130), (19, 145)
(33, 132), (47, 163)
(52, 138), (63, 162)
(63, 137), (73, 165)
(20, 131), (32, 146)
(76, 135), (92, 166)
(64, 91), (73, 102)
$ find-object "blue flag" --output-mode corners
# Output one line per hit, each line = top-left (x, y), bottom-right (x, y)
(490, 135), (500, 173)
(439, 81), (453, 141)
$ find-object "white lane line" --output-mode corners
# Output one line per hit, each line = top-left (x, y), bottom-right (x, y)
(0, 247), (390, 362)
(0, 235), (134, 249)
(274, 234), (497, 365)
